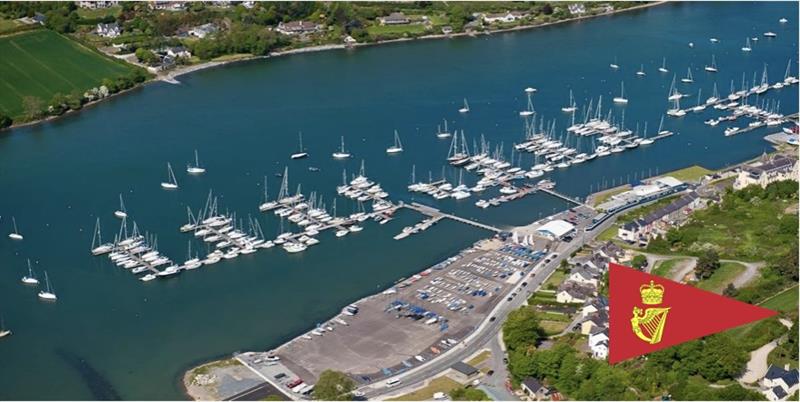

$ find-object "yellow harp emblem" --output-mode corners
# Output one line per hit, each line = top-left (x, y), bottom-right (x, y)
(631, 280), (670, 344)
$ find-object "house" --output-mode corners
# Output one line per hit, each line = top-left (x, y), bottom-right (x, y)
(343, 35), (357, 45)
(762, 365), (799, 400)
(163, 46), (191, 58)
(448, 362), (479, 383)
(617, 192), (703, 246)
(580, 310), (608, 335)
(734, 154), (799, 190)
(568, 3), (586, 15)
(377, 12), (410, 25)
(241, 1), (256, 9)
(441, 25), (453, 35)
(77, 1), (118, 9)
(149, 1), (187, 11)
(276, 20), (321, 35)
(589, 327), (608, 345)
(568, 266), (598, 287)
(591, 340), (608, 359)
(188, 23), (218, 38)
(597, 241), (624, 263)
(32, 12), (46, 25)
(581, 296), (608, 318)
(95, 22), (121, 38)
(482, 11), (516, 24)
(464, 19), (483, 31)
(521, 377), (550, 400)
(597, 3), (615, 13)
(556, 282), (594, 304)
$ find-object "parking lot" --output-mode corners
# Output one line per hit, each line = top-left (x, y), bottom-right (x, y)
(273, 238), (548, 390)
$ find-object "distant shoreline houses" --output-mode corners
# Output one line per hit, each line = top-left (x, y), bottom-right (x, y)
(276, 20), (322, 36)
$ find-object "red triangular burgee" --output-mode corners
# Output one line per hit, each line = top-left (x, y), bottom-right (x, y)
(609, 262), (777, 364)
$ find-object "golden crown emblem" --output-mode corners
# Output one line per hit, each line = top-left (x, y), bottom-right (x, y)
(639, 280), (665, 305)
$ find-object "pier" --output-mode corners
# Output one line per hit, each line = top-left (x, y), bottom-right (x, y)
(537, 188), (590, 208)
(402, 202), (503, 233)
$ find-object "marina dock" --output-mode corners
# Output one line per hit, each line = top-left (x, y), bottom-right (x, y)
(402, 202), (503, 233)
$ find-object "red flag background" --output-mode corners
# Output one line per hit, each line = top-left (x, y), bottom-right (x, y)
(609, 262), (777, 364)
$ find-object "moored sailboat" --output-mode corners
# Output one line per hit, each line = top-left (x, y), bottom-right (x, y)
(386, 130), (403, 154)
(186, 149), (206, 174)
(291, 132), (308, 159)
(160, 163), (179, 189)
(21, 259), (39, 285)
(332, 136), (351, 159)
(458, 98), (470, 113)
(38, 271), (57, 301)
(8, 217), (23, 240)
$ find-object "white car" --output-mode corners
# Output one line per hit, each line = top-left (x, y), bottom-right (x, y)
(414, 355), (426, 362)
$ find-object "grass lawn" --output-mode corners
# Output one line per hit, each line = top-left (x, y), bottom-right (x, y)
(0, 18), (23, 34)
(761, 285), (799, 312)
(211, 53), (254, 62)
(658, 165), (713, 183)
(597, 224), (619, 242)
(367, 23), (427, 36)
(697, 262), (746, 293)
(0, 29), (137, 118)
(387, 376), (461, 401)
(76, 5), (122, 19)
(539, 311), (571, 322)
(541, 270), (566, 290)
(541, 320), (569, 335)
(467, 350), (491, 367)
(651, 258), (688, 278)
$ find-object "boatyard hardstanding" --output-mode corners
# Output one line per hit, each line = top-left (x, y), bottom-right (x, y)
(609, 263), (777, 364)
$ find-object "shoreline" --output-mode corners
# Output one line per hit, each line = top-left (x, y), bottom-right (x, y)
(2, 1), (666, 133)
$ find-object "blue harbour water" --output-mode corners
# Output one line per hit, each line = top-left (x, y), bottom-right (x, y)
(0, 2), (797, 399)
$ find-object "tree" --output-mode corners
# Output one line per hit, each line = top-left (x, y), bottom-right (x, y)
(135, 48), (159, 65)
(502, 307), (544, 351)
(694, 250), (720, 280)
(22, 96), (45, 121)
(722, 283), (737, 297)
(631, 255), (647, 270)
(449, 387), (490, 401)
(0, 112), (12, 129)
(311, 370), (354, 401)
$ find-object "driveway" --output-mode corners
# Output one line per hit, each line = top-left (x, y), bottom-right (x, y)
(739, 340), (778, 384)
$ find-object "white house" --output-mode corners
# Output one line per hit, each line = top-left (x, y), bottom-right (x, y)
(568, 3), (586, 15)
(377, 12), (410, 25)
(96, 22), (121, 38)
(482, 11), (515, 24)
(568, 267), (598, 287)
(188, 23), (218, 38)
(589, 327), (609, 347)
(581, 296), (608, 318)
(591, 340), (608, 359)
(276, 20), (321, 35)
(762, 365), (799, 401)
(78, 1), (118, 9)
(556, 282), (594, 304)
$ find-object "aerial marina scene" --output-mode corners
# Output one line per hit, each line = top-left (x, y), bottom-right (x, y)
(0, 1), (798, 401)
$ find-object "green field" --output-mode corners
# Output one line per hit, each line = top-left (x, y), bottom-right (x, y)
(697, 262), (746, 293)
(387, 376), (462, 401)
(367, 23), (427, 36)
(658, 165), (714, 183)
(652, 257), (688, 278)
(761, 285), (799, 312)
(0, 29), (137, 118)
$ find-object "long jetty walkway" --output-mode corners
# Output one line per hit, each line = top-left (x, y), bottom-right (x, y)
(537, 188), (591, 208)
(402, 202), (503, 233)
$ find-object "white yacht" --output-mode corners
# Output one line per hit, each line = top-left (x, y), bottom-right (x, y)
(290, 132), (309, 159)
(140, 274), (157, 282)
(37, 271), (57, 301)
(613, 81), (628, 104)
(0, 316), (10, 339)
(704, 55), (718, 72)
(186, 149), (206, 174)
(764, 32), (777, 38)
(681, 68), (694, 83)
(561, 90), (577, 112)
(160, 163), (179, 189)
(609, 56), (619, 69)
(658, 57), (668, 73)
(114, 193), (128, 218)
(742, 37), (752, 52)
(386, 130), (403, 154)
(21, 259), (39, 285)
(436, 119), (452, 139)
(636, 64), (646, 76)
(779, 18), (788, 23)
(8, 217), (22, 240)
(332, 136), (351, 159)
(458, 98), (470, 113)
(519, 87), (535, 116)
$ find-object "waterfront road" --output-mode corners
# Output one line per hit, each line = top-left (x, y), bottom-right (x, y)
(369, 206), (618, 400)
